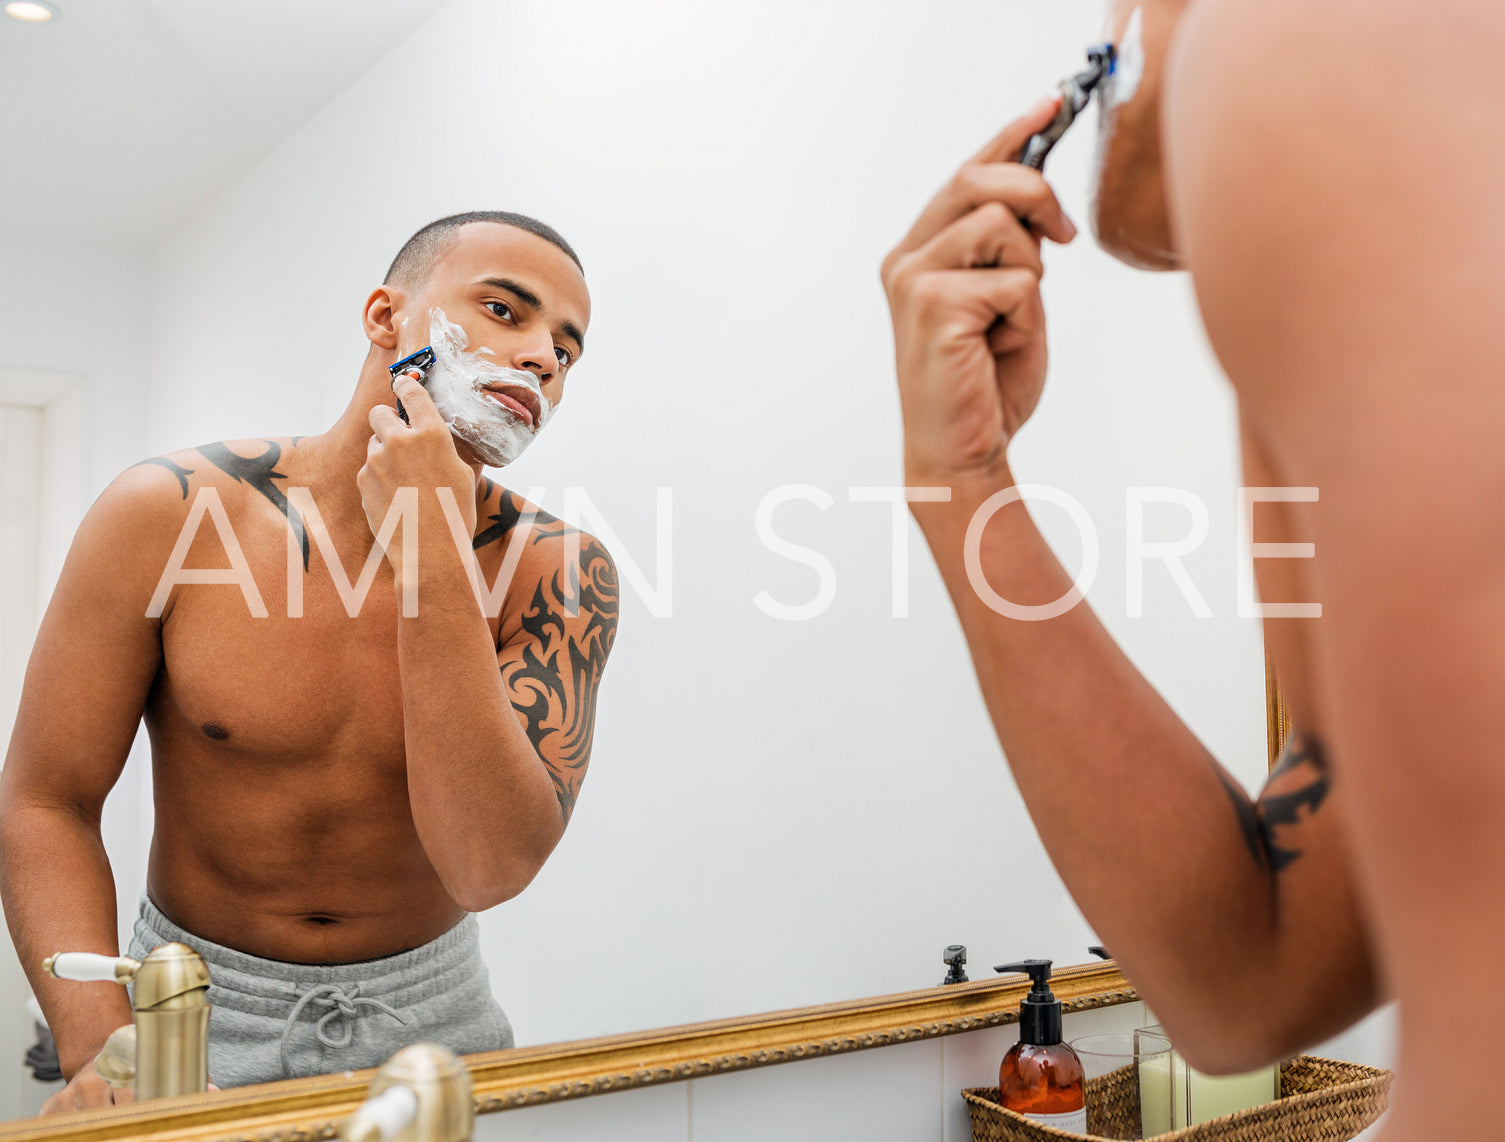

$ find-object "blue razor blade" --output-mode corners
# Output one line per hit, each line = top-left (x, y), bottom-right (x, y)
(388, 346), (435, 425)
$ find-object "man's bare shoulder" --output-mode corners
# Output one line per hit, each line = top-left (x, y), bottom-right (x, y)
(1163, 0), (1505, 420)
(126, 437), (309, 501)
(86, 447), (207, 549)
(87, 438), (307, 576)
(56, 444), (238, 619)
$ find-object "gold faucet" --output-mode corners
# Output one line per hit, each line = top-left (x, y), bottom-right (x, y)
(343, 1043), (473, 1142)
(43, 944), (211, 1100)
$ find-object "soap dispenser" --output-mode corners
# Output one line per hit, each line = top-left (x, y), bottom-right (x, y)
(995, 959), (1085, 1133)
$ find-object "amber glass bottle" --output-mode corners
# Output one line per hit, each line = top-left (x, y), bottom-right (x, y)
(996, 960), (1086, 1134)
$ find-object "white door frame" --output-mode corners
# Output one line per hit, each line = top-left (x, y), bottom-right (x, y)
(0, 369), (85, 611)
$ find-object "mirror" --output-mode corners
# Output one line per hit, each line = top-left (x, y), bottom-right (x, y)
(0, 0), (1269, 1121)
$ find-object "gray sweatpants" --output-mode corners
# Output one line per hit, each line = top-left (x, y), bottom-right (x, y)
(126, 893), (513, 1088)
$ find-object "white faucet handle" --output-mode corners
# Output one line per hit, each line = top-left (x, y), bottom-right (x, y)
(43, 953), (136, 984)
(345, 1084), (419, 1142)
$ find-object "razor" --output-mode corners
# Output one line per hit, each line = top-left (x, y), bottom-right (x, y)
(1018, 43), (1117, 171)
(388, 346), (435, 425)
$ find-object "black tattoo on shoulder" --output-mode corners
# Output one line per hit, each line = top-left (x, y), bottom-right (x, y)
(1213, 731), (1331, 876)
(499, 532), (619, 825)
(132, 456), (194, 499)
(473, 490), (528, 551)
(472, 489), (580, 552)
(197, 441), (309, 570)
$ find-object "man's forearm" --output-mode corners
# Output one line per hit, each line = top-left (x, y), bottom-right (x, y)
(0, 803), (133, 1078)
(394, 551), (562, 912)
(912, 467), (1283, 1026)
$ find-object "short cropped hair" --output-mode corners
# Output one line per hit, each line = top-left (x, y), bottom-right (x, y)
(384, 211), (583, 291)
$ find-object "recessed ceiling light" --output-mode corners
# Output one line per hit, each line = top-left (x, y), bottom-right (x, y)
(4, 1), (59, 22)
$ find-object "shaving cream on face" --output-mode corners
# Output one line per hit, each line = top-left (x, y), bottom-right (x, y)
(421, 307), (555, 467)
(1100, 6), (1145, 111)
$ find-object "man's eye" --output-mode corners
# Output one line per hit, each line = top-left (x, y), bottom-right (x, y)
(554, 346), (572, 368)
(486, 301), (513, 320)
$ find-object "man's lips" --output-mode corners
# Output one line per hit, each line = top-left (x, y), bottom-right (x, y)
(481, 383), (541, 428)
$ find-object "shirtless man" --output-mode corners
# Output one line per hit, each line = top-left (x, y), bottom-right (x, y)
(0, 211), (619, 1111)
(883, 1), (1495, 1137)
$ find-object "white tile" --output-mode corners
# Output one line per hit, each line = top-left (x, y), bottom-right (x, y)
(942, 1024), (1018, 1142)
(474, 1081), (688, 1142)
(689, 1038), (943, 1142)
(942, 1001), (1149, 1142)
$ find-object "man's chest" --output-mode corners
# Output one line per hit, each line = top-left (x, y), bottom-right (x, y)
(152, 588), (408, 758)
(146, 491), (523, 754)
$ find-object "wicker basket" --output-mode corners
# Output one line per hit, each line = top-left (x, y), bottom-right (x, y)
(963, 1054), (1392, 1142)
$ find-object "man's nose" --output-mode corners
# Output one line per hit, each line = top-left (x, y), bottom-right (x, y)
(511, 338), (555, 384)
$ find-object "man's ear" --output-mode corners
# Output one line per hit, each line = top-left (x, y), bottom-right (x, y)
(362, 284), (405, 350)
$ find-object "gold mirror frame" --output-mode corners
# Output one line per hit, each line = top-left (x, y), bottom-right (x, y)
(0, 672), (1288, 1142)
(0, 962), (1137, 1142)
(1266, 649), (1292, 770)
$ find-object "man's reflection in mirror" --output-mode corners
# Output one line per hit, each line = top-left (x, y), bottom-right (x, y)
(0, 212), (620, 1112)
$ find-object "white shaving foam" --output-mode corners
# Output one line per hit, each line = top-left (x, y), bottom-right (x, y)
(421, 307), (554, 468)
(1101, 7), (1144, 111)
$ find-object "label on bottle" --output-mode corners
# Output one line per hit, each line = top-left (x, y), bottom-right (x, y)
(1024, 1107), (1088, 1134)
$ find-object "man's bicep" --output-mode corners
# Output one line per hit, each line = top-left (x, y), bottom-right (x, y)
(497, 532), (619, 824)
(2, 468), (178, 812)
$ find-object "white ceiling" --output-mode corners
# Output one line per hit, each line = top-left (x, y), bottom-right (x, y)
(0, 0), (450, 251)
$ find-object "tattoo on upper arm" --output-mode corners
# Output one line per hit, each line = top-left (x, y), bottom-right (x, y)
(197, 441), (309, 570)
(499, 533), (619, 825)
(132, 456), (195, 499)
(1213, 730), (1331, 876)
(1259, 732), (1330, 870)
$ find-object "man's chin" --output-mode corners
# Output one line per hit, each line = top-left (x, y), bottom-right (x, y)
(1089, 197), (1183, 272)
(1089, 125), (1183, 272)
(1097, 228), (1183, 272)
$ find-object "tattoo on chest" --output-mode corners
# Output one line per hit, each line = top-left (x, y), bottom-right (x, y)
(1215, 731), (1331, 875)
(499, 535), (620, 824)
(198, 441), (310, 570)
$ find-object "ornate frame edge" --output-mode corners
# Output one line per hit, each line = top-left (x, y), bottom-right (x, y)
(1265, 648), (1292, 770)
(0, 964), (1135, 1142)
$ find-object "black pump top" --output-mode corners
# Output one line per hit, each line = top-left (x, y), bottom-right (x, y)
(995, 959), (1063, 1046)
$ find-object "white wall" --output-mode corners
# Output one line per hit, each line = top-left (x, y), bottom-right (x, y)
(0, 236), (156, 1005)
(0, 235), (155, 946)
(0, 237), (152, 581)
(144, 0), (1268, 1048)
